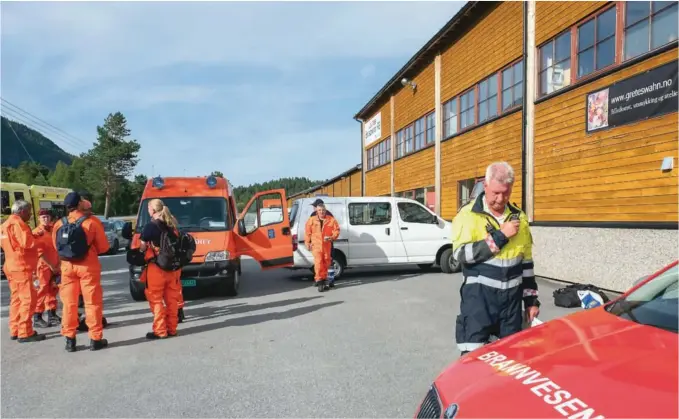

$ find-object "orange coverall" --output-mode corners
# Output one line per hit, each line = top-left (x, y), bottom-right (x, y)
(140, 232), (182, 337)
(1, 214), (40, 339)
(304, 214), (340, 282)
(52, 210), (110, 341)
(33, 224), (59, 315)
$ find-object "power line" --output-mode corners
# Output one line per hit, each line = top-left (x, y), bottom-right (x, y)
(1, 108), (85, 154)
(3, 117), (51, 184)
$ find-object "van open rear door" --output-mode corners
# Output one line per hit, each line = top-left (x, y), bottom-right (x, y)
(235, 189), (294, 269)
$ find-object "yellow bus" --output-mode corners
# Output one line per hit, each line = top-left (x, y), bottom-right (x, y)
(1, 182), (72, 229)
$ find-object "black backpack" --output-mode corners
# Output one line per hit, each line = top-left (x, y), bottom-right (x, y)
(55, 216), (90, 261)
(553, 283), (610, 308)
(153, 222), (196, 271)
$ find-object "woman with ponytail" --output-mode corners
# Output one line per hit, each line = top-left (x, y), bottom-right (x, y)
(139, 199), (183, 339)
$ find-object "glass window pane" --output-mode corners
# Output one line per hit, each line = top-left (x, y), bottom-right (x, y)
(513, 82), (523, 106)
(540, 43), (553, 70)
(653, 1), (675, 12)
(596, 37), (616, 69)
(461, 93), (468, 108)
(578, 20), (595, 50)
(554, 59), (571, 88)
(503, 68), (512, 88)
(514, 60), (523, 82)
(625, 20), (650, 59)
(597, 8), (617, 39)
(627, 1), (651, 26)
(488, 96), (498, 119)
(556, 32), (572, 62)
(479, 103), (488, 122)
(488, 74), (497, 95)
(502, 88), (513, 110)
(466, 110), (474, 127)
(479, 80), (488, 99)
(652, 5), (679, 49)
(578, 48), (595, 77)
(539, 70), (550, 95)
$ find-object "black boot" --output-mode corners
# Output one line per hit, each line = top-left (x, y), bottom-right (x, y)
(146, 332), (167, 340)
(178, 308), (185, 323)
(65, 337), (77, 352)
(328, 281), (335, 289)
(33, 313), (49, 328)
(90, 338), (108, 351)
(10, 335), (18, 341)
(317, 280), (327, 292)
(47, 310), (61, 327)
(18, 331), (46, 343)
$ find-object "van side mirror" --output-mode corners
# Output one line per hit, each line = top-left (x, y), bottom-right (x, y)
(121, 222), (133, 240)
(431, 214), (439, 224)
(237, 218), (247, 236)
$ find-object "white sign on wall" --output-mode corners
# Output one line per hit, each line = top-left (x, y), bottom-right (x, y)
(363, 112), (382, 147)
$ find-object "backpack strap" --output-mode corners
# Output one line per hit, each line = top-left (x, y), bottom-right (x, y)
(61, 216), (68, 226)
(75, 216), (88, 227)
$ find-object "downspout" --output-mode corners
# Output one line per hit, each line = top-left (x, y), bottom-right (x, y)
(355, 117), (366, 196)
(521, 0), (528, 212)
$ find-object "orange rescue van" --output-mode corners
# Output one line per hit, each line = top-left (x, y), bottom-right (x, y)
(122, 175), (293, 301)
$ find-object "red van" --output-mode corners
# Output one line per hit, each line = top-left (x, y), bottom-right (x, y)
(122, 175), (293, 300)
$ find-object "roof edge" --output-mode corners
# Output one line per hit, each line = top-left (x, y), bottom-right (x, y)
(353, 1), (480, 121)
(288, 163), (362, 199)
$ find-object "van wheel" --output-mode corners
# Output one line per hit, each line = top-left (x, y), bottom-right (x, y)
(308, 253), (346, 280)
(130, 280), (146, 301)
(217, 271), (239, 297)
(440, 248), (461, 274)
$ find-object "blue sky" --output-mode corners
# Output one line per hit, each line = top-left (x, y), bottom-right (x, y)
(1, 1), (464, 186)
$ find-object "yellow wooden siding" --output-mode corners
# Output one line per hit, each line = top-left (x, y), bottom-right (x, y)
(393, 61), (435, 130)
(365, 165), (390, 196)
(350, 172), (362, 196)
(440, 1), (523, 101)
(534, 50), (678, 222)
(394, 147), (435, 192)
(536, 1), (608, 45)
(440, 111), (524, 220)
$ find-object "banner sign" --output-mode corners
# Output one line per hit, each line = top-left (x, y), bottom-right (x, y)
(586, 60), (678, 133)
(364, 112), (382, 146)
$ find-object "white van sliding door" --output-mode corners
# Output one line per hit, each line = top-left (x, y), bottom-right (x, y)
(347, 201), (406, 265)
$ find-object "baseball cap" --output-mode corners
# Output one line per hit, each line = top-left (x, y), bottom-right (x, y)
(64, 192), (82, 208)
(311, 198), (324, 207)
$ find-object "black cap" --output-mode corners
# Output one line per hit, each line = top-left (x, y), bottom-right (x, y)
(311, 198), (324, 207)
(64, 191), (82, 208)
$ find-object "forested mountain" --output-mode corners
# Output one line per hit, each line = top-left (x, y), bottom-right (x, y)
(1, 116), (75, 170)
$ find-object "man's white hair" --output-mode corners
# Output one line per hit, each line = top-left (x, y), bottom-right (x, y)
(11, 199), (31, 214)
(485, 162), (515, 185)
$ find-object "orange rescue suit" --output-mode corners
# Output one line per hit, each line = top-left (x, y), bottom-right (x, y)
(1, 214), (40, 338)
(304, 214), (340, 281)
(33, 225), (59, 314)
(139, 221), (182, 337)
(52, 211), (110, 341)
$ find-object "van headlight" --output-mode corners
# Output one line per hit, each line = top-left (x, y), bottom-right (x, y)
(205, 251), (229, 262)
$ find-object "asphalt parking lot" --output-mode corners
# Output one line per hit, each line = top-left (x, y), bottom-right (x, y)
(1, 255), (582, 418)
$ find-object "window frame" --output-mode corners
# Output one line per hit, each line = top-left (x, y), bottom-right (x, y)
(397, 201), (435, 224)
(500, 59), (524, 112)
(394, 110), (435, 160)
(576, 5), (618, 79)
(478, 73), (500, 124)
(538, 29), (573, 97)
(366, 137), (391, 171)
(348, 202), (392, 226)
(624, 1), (678, 61)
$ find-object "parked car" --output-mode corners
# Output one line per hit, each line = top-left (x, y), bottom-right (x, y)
(287, 196), (457, 279)
(98, 219), (121, 254)
(414, 260), (678, 419)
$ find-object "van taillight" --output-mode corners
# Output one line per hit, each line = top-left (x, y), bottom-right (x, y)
(292, 234), (298, 251)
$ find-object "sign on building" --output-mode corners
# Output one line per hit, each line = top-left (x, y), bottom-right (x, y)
(585, 60), (678, 133)
(364, 112), (382, 147)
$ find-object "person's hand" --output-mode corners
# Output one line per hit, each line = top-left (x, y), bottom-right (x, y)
(526, 305), (540, 323)
(324, 236), (331, 242)
(500, 219), (520, 238)
(139, 241), (147, 252)
(35, 229), (44, 237)
(306, 243), (312, 251)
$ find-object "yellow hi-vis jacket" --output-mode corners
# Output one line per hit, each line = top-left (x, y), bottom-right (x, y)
(451, 193), (539, 307)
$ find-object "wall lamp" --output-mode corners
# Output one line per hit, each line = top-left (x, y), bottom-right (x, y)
(401, 77), (417, 91)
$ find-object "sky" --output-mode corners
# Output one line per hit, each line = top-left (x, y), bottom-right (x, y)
(1, 0), (464, 187)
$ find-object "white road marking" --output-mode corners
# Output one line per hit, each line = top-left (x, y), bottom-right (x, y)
(102, 269), (128, 275)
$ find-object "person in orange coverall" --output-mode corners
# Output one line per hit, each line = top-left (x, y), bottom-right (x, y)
(0, 200), (46, 342)
(304, 201), (340, 292)
(139, 198), (182, 339)
(33, 209), (61, 328)
(52, 192), (110, 352)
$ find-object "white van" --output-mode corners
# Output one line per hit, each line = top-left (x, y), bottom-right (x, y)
(287, 196), (460, 279)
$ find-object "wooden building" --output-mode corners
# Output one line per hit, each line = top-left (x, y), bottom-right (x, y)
(353, 1), (678, 291)
(286, 164), (363, 207)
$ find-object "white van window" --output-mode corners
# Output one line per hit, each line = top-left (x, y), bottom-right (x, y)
(397, 202), (433, 224)
(289, 201), (300, 226)
(348, 202), (391, 225)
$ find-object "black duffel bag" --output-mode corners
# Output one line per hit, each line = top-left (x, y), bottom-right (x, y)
(553, 283), (610, 308)
(126, 248), (146, 267)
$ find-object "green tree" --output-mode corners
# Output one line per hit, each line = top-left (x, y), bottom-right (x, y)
(211, 170), (224, 178)
(83, 112), (141, 218)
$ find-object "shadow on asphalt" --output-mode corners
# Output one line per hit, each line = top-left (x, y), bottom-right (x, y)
(107, 300), (344, 349)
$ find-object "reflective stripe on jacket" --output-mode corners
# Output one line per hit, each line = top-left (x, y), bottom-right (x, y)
(451, 192), (539, 307)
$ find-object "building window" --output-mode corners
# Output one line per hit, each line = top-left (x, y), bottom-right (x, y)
(367, 137), (391, 170)
(502, 60), (523, 111)
(539, 31), (572, 96)
(414, 117), (425, 151)
(442, 97), (458, 138)
(578, 7), (616, 78)
(478, 74), (498, 123)
(425, 112), (435, 145)
(460, 89), (475, 130)
(457, 177), (484, 210)
(396, 130), (405, 159)
(404, 124), (414, 154)
(625, 1), (678, 60)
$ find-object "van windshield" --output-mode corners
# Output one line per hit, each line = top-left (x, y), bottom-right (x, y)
(136, 197), (232, 233)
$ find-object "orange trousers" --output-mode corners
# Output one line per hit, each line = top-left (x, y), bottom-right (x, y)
(5, 270), (37, 338)
(59, 267), (104, 340)
(144, 264), (181, 337)
(178, 285), (184, 309)
(313, 249), (332, 281)
(34, 267), (58, 313)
